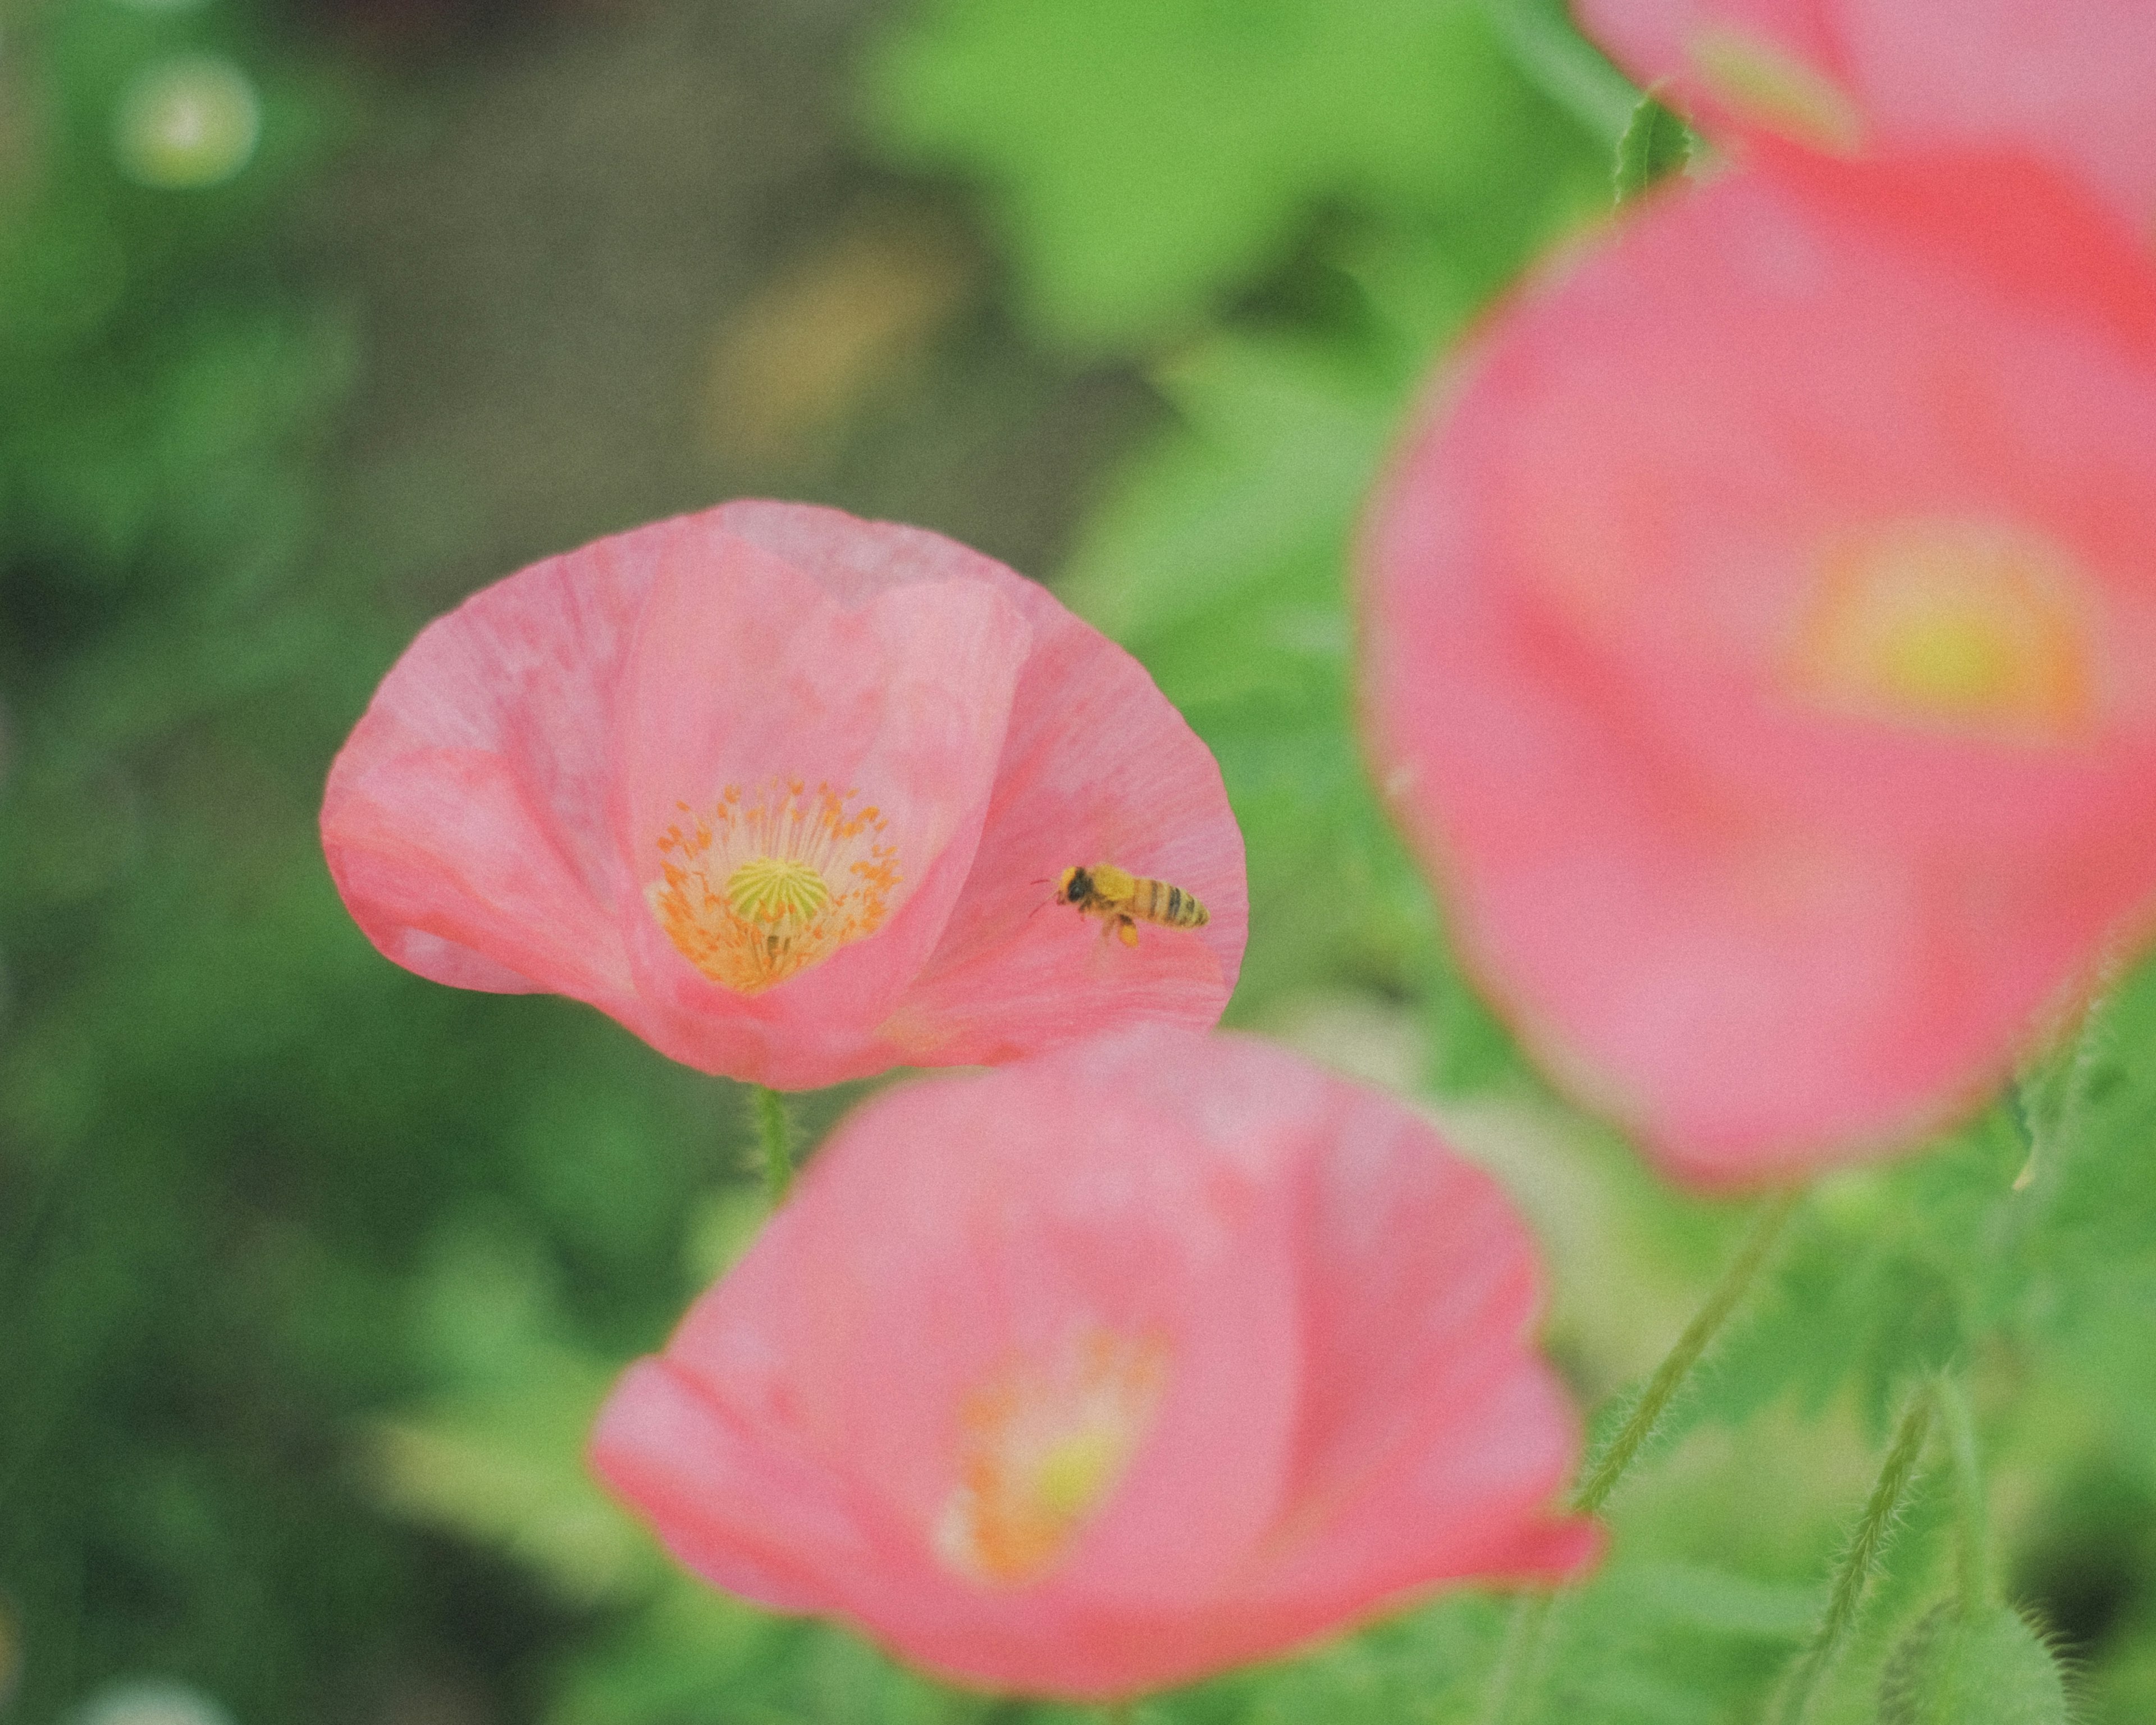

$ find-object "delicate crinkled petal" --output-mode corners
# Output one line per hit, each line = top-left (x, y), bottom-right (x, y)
(880, 612), (1246, 1065)
(1362, 150), (2156, 1183)
(663, 1058), (1305, 1614)
(593, 1030), (1589, 1699)
(321, 531), (653, 1008)
(713, 498), (1027, 608)
(712, 501), (1249, 1063)
(325, 500), (1242, 1090)
(610, 524), (1031, 1085)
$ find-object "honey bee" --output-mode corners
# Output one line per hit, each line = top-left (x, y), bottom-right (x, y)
(1054, 864), (1208, 947)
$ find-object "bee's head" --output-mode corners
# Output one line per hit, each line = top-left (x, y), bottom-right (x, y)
(1056, 866), (1088, 904)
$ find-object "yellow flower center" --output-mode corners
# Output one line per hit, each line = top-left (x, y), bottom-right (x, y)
(647, 778), (900, 993)
(1789, 521), (2098, 744)
(934, 1330), (1166, 1587)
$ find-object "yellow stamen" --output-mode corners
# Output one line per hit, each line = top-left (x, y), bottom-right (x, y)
(1790, 520), (2097, 743)
(648, 778), (900, 993)
(934, 1330), (1166, 1587)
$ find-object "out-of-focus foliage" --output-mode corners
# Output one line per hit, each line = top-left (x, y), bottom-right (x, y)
(10, 0), (2156, 1722)
(861, 0), (1601, 350)
(849, 2), (2156, 1719)
(0, 3), (734, 1719)
(1880, 1603), (2071, 1725)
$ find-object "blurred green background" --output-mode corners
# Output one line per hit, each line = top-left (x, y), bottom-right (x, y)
(6, 1), (2156, 1721)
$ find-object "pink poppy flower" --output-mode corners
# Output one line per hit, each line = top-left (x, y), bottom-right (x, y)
(1361, 145), (2156, 1186)
(591, 1028), (1596, 1699)
(1577, 0), (2156, 234)
(322, 501), (1245, 1089)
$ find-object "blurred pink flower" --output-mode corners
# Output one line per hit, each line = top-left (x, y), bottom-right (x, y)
(322, 501), (1245, 1088)
(1362, 145), (2156, 1185)
(1578, 0), (2156, 232)
(592, 1029), (1596, 1699)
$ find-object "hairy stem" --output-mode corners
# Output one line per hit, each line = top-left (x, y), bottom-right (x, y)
(749, 1084), (795, 1206)
(1574, 1186), (1805, 1516)
(1474, 1591), (1556, 1725)
(2006, 1076), (2044, 1193)
(1476, 1188), (1801, 1725)
(1765, 1388), (1936, 1725)
(1933, 1374), (1990, 1618)
(2015, 981), (2117, 1197)
(1478, 0), (1641, 145)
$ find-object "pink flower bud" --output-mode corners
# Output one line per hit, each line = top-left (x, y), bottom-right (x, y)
(1361, 147), (2156, 1184)
(592, 1029), (1596, 1698)
(322, 502), (1245, 1088)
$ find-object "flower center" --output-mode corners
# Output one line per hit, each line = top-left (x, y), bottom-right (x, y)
(648, 778), (900, 994)
(1788, 521), (2097, 743)
(934, 1330), (1167, 1588)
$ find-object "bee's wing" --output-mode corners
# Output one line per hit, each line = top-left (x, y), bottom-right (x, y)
(1070, 913), (1127, 982)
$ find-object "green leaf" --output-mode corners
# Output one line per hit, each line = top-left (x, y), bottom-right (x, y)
(1879, 1605), (2071, 1725)
(1613, 92), (1692, 205)
(1056, 323), (1424, 1005)
(1624, 1562), (1820, 1642)
(1051, 304), (1548, 1070)
(862, 0), (1601, 347)
(354, 1227), (655, 1606)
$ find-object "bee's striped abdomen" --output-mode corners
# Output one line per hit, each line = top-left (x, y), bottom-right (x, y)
(1131, 876), (1208, 929)
(1056, 862), (1208, 946)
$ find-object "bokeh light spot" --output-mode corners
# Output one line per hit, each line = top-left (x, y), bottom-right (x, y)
(72, 1680), (236, 1725)
(113, 56), (260, 190)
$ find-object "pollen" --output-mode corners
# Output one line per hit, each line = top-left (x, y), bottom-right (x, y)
(1789, 520), (2098, 744)
(934, 1329), (1167, 1588)
(647, 778), (901, 994)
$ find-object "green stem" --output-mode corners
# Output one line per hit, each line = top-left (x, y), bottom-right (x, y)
(1573, 1186), (1804, 1516)
(1764, 1388), (1936, 1725)
(2018, 983), (2116, 1197)
(1933, 1375), (1990, 1617)
(1474, 1188), (1801, 1725)
(2006, 1076), (2044, 1193)
(1474, 1591), (1556, 1725)
(750, 1084), (795, 1206)
(1478, 0), (1641, 146)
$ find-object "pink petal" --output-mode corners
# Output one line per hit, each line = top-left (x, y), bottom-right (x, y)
(1580, 0), (2156, 233)
(1845, 1), (2156, 237)
(592, 1031), (1589, 1698)
(590, 1358), (871, 1617)
(608, 525), (1032, 1085)
(881, 609), (1248, 1064)
(712, 501), (1249, 1062)
(1362, 150), (2156, 1183)
(664, 1058), (1307, 1609)
(1577, 0), (1858, 140)
(1238, 1087), (1595, 1607)
(321, 529), (653, 1007)
(325, 500), (1244, 1089)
